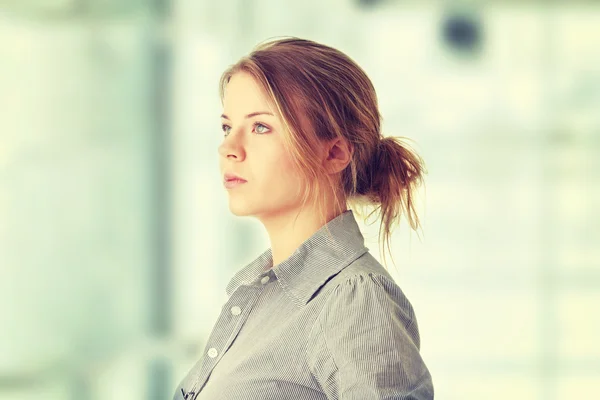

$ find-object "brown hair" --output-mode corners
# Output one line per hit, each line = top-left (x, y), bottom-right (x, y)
(219, 36), (427, 271)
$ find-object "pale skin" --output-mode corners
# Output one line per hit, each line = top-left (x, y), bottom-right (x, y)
(218, 72), (353, 268)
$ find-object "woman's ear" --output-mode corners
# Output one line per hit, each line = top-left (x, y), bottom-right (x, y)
(323, 137), (352, 174)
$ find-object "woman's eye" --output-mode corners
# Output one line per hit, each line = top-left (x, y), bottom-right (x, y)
(221, 124), (231, 136)
(254, 123), (269, 134)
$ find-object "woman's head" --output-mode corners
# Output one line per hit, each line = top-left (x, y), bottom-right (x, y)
(219, 71), (327, 222)
(218, 37), (426, 269)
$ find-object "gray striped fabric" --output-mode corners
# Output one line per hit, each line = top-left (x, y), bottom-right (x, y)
(172, 209), (433, 399)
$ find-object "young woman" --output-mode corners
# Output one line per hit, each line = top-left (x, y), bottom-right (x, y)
(173, 37), (433, 400)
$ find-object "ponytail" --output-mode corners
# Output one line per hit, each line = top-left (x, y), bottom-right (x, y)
(350, 135), (427, 269)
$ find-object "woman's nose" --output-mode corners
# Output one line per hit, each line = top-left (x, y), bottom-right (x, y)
(218, 134), (245, 160)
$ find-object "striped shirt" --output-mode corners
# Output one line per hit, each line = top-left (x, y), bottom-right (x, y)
(173, 209), (434, 399)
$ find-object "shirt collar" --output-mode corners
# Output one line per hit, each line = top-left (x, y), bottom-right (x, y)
(225, 209), (369, 307)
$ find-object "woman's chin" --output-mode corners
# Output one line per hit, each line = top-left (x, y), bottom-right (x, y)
(227, 201), (253, 217)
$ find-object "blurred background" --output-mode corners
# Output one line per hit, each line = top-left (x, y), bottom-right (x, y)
(1, 0), (599, 399)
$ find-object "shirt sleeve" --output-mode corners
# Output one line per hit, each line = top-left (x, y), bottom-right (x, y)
(306, 272), (434, 400)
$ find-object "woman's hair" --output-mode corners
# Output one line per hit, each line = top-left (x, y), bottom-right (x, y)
(219, 37), (427, 270)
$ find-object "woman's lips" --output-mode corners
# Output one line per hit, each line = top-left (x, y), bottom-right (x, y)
(224, 179), (247, 189)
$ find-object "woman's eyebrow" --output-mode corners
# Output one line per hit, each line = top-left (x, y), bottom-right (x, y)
(221, 111), (274, 120)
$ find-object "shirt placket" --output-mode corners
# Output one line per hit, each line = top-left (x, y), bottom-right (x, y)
(188, 271), (275, 398)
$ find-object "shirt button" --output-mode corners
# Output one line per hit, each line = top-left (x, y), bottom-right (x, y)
(207, 348), (218, 358)
(261, 276), (270, 284)
(230, 306), (241, 315)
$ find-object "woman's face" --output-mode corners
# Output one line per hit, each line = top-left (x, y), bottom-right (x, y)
(218, 72), (306, 219)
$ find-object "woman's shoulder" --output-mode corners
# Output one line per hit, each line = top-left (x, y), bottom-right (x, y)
(320, 250), (417, 316)
(331, 250), (398, 288)
(309, 249), (421, 346)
